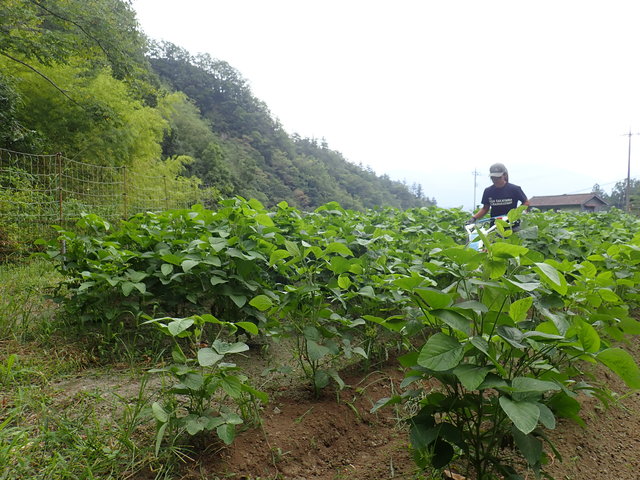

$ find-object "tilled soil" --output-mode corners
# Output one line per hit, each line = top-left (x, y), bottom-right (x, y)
(176, 337), (640, 480)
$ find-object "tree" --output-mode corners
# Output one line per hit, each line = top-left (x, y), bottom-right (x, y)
(0, 0), (148, 82)
(592, 183), (608, 199)
(608, 179), (640, 211)
(2, 57), (166, 166)
(0, 72), (42, 151)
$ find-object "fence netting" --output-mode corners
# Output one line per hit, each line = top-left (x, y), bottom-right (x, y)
(0, 148), (204, 259)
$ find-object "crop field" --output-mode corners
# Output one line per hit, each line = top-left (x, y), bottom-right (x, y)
(2, 199), (640, 480)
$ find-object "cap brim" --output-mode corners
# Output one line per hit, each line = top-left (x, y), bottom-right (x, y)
(489, 172), (505, 177)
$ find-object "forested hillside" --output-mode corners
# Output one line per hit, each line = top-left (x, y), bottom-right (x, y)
(0, 0), (434, 210)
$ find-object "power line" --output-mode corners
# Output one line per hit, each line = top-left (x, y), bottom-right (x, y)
(565, 179), (623, 195)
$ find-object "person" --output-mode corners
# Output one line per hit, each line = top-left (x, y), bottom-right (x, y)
(467, 163), (529, 224)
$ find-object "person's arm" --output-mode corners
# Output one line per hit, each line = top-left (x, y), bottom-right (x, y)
(472, 205), (490, 221)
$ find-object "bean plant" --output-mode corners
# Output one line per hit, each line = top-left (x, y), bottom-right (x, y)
(374, 208), (640, 479)
(41, 198), (640, 478)
(144, 313), (267, 452)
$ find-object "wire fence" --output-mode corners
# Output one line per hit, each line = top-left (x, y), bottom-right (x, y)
(0, 148), (206, 259)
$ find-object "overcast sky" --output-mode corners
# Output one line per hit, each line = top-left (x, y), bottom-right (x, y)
(132, 0), (640, 210)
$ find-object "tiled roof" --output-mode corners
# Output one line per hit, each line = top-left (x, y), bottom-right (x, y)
(529, 193), (608, 207)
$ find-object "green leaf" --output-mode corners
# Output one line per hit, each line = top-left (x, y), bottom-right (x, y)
(534, 262), (568, 295)
(221, 411), (244, 425)
(307, 339), (331, 362)
(492, 243), (529, 258)
(185, 415), (208, 435)
(197, 347), (224, 367)
(512, 428), (543, 467)
(453, 364), (492, 390)
(598, 288), (621, 303)
(577, 320), (600, 353)
(161, 253), (183, 265)
(167, 318), (194, 337)
(327, 369), (345, 390)
(497, 326), (526, 349)
(547, 392), (584, 426)
(269, 249), (291, 265)
(171, 345), (188, 363)
(478, 374), (508, 390)
(337, 274), (352, 289)
(504, 278), (541, 292)
(255, 213), (274, 227)
(509, 297), (533, 323)
(314, 370), (330, 389)
(432, 309), (472, 336)
(229, 294), (247, 308)
(330, 256), (352, 274)
(370, 395), (402, 413)
(619, 317), (640, 335)
(216, 424), (236, 445)
(212, 340), (249, 355)
(578, 260), (598, 278)
(499, 397), (540, 434)
(151, 402), (169, 423)
(417, 333), (464, 371)
(78, 281), (95, 292)
(249, 294), (273, 311)
(358, 286), (376, 298)
(155, 422), (168, 456)
(393, 275), (424, 291)
(181, 259), (199, 272)
(121, 281), (135, 296)
(486, 259), (507, 279)
(221, 375), (243, 398)
(511, 377), (561, 393)
(351, 346), (368, 358)
(596, 348), (640, 389)
(241, 384), (269, 403)
(325, 242), (353, 257)
(236, 321), (259, 335)
(284, 240), (301, 258)
(210, 276), (227, 286)
(127, 270), (147, 282)
(181, 373), (204, 390)
(454, 300), (488, 313)
(536, 403), (556, 429)
(160, 263), (173, 276)
(208, 237), (227, 252)
(415, 288), (452, 309)
(432, 439), (455, 469)
(202, 255), (222, 266)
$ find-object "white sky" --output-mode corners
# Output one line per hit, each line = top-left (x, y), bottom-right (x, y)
(132, 0), (640, 210)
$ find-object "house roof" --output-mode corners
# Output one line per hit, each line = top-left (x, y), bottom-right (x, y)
(528, 193), (609, 207)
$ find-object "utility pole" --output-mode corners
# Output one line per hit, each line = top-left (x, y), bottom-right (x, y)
(623, 131), (639, 212)
(472, 169), (481, 211)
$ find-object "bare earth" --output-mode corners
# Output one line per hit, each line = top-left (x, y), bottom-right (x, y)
(167, 336), (640, 480)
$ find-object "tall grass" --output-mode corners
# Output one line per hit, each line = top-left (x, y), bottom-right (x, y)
(0, 260), (173, 480)
(0, 259), (61, 342)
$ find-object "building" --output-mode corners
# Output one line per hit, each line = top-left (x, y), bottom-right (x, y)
(528, 193), (609, 212)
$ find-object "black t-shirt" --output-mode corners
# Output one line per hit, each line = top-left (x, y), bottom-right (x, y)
(481, 183), (527, 216)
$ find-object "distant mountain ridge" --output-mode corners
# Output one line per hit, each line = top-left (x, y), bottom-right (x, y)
(148, 41), (435, 210)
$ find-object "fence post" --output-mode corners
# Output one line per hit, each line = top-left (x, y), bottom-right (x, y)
(122, 166), (128, 219)
(56, 152), (66, 257)
(56, 152), (63, 226)
(163, 176), (168, 210)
